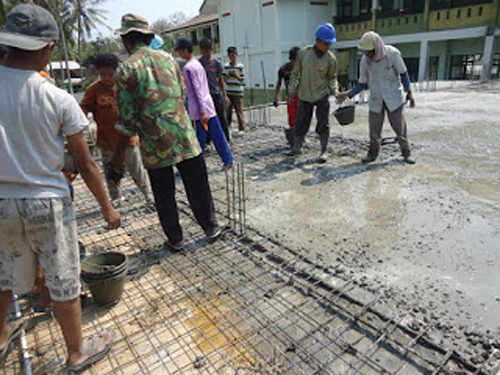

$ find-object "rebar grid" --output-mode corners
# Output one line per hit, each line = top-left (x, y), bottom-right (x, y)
(1, 134), (488, 374)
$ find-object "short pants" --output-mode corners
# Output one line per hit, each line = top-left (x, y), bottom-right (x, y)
(0, 198), (80, 301)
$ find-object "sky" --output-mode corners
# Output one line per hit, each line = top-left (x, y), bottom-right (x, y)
(94, 0), (204, 38)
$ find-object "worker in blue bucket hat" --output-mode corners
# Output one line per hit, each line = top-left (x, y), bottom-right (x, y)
(287, 23), (339, 163)
(150, 34), (164, 50)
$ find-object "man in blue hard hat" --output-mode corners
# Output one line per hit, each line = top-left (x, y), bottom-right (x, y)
(287, 23), (339, 163)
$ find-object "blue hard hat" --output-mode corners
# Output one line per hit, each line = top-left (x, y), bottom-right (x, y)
(150, 35), (164, 50)
(315, 23), (336, 43)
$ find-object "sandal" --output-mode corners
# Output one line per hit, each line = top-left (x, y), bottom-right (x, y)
(67, 329), (115, 372)
(0, 320), (26, 362)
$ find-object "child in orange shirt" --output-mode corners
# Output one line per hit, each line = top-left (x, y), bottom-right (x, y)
(81, 53), (153, 203)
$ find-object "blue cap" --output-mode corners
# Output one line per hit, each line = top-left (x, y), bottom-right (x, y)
(315, 23), (336, 43)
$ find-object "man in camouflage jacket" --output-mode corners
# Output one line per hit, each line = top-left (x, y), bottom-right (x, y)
(111, 14), (222, 250)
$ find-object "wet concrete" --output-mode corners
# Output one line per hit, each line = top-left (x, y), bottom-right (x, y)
(218, 81), (500, 370)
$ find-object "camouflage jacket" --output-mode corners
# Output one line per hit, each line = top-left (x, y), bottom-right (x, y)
(115, 46), (201, 169)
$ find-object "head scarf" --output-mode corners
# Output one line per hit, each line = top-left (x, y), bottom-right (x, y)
(369, 31), (387, 62)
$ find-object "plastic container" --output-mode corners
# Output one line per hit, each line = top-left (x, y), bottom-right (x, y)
(334, 105), (355, 125)
(81, 252), (128, 305)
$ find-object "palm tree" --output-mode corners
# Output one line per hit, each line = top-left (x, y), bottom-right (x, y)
(0, 1), (6, 25)
(2, 0), (109, 92)
(1, 0), (75, 90)
(69, 0), (109, 84)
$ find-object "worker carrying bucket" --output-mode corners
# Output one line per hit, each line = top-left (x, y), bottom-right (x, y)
(338, 31), (416, 164)
(287, 23), (340, 163)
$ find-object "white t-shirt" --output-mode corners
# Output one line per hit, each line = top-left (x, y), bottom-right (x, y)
(0, 66), (88, 198)
(359, 45), (407, 113)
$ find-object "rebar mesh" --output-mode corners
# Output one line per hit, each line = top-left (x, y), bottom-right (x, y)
(1, 131), (488, 375)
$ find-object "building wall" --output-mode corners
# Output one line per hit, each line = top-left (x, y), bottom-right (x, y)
(428, 3), (497, 31)
(217, 0), (336, 106)
(335, 0), (500, 82)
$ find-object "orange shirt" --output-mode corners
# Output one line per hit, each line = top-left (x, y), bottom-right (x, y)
(80, 80), (137, 151)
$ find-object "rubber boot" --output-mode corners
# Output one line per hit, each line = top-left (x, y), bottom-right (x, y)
(362, 144), (379, 164)
(284, 127), (294, 148)
(402, 149), (416, 164)
(287, 134), (304, 156)
(317, 132), (329, 163)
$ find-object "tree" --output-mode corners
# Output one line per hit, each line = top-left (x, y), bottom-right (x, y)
(69, 0), (109, 84)
(151, 11), (189, 49)
(81, 36), (123, 67)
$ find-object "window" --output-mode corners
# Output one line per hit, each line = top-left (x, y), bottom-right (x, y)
(214, 25), (220, 43)
(360, 0), (371, 14)
(337, 0), (352, 17)
(446, 11), (450, 19)
(491, 54), (500, 79)
(478, 7), (483, 16)
(467, 8), (471, 17)
(190, 30), (198, 45)
(429, 56), (439, 80)
(403, 58), (419, 82)
(202, 27), (211, 40)
(449, 55), (482, 80)
(457, 9), (461, 18)
(437, 12), (440, 21)
(380, 0), (393, 11)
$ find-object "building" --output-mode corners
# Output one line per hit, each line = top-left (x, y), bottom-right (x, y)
(200, 0), (499, 103)
(334, 0), (500, 85)
(162, 13), (221, 57)
(200, 0), (337, 105)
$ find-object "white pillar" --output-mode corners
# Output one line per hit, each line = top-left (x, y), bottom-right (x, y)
(275, 0), (282, 75)
(480, 34), (495, 82)
(418, 39), (429, 82)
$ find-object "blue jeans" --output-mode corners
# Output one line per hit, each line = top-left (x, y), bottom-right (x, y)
(195, 116), (234, 166)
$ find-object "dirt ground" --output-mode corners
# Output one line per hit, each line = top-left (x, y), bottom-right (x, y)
(206, 81), (499, 370)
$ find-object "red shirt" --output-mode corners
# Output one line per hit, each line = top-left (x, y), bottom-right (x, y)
(80, 80), (137, 150)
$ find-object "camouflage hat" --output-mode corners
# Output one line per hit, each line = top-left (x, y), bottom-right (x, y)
(115, 13), (153, 36)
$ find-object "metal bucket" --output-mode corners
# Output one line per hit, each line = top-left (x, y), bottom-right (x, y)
(81, 252), (128, 305)
(334, 105), (355, 126)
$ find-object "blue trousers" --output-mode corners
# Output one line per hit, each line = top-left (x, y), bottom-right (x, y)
(196, 117), (234, 166)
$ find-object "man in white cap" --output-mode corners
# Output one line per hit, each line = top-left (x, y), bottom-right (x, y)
(0, 4), (119, 370)
(338, 31), (416, 164)
(288, 23), (339, 163)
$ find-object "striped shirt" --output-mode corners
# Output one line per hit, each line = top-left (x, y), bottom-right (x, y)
(223, 62), (245, 96)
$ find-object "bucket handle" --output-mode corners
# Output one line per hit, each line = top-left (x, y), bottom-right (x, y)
(334, 96), (354, 111)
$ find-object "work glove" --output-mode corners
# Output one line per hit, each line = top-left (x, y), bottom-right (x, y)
(105, 162), (123, 184)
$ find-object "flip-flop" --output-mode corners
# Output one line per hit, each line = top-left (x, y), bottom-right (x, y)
(0, 320), (26, 362)
(67, 329), (115, 373)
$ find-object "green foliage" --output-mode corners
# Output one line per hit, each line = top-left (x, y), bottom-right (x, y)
(81, 37), (123, 67)
(151, 12), (189, 50)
